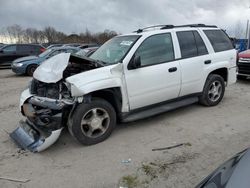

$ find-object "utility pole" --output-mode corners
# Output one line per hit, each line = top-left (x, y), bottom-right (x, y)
(247, 20), (250, 49)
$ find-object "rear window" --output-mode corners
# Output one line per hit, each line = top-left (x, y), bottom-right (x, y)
(17, 45), (32, 51)
(204, 30), (233, 52)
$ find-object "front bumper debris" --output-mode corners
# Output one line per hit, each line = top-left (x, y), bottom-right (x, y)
(10, 120), (63, 152)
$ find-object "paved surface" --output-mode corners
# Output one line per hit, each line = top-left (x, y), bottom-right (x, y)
(0, 69), (250, 188)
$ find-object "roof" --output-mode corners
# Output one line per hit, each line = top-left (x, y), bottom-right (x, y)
(120, 24), (219, 37)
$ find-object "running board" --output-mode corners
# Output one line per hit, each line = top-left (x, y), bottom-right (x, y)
(122, 97), (198, 122)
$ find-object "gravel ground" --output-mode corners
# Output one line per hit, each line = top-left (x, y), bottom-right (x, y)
(0, 69), (250, 188)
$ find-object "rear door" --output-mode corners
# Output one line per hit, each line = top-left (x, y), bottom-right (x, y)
(125, 33), (181, 110)
(203, 29), (236, 85)
(176, 30), (210, 96)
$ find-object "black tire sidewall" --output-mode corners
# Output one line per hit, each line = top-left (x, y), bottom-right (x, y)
(27, 64), (37, 76)
(70, 98), (116, 145)
(200, 74), (225, 106)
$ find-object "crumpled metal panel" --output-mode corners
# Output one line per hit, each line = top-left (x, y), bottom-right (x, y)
(10, 120), (63, 152)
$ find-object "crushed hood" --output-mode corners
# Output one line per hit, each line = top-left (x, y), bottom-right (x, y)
(33, 53), (71, 83)
(33, 53), (102, 83)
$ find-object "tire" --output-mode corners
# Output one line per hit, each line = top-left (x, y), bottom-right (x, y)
(26, 64), (37, 76)
(69, 98), (116, 145)
(199, 74), (225, 106)
(237, 75), (247, 80)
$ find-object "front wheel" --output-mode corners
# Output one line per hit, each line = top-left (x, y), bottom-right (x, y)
(199, 74), (225, 106)
(26, 64), (38, 76)
(68, 98), (116, 145)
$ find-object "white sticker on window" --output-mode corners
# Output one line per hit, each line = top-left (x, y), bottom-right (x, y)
(120, 41), (133, 46)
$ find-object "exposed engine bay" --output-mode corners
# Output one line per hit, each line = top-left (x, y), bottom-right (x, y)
(10, 53), (104, 152)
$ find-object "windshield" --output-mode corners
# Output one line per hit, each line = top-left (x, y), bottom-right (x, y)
(76, 49), (89, 57)
(39, 49), (53, 57)
(90, 35), (140, 64)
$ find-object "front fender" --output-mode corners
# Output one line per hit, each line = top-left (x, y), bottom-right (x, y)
(70, 77), (122, 96)
(66, 63), (130, 112)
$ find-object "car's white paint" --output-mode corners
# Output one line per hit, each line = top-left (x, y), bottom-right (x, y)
(66, 63), (130, 112)
(124, 60), (181, 109)
(35, 128), (63, 152)
(19, 89), (32, 111)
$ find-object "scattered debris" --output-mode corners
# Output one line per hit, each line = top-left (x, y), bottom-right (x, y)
(0, 176), (30, 183)
(122, 158), (132, 164)
(119, 175), (139, 188)
(152, 142), (192, 151)
(118, 152), (199, 187)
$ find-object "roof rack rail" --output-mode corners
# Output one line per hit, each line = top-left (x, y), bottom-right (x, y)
(134, 24), (217, 33)
(174, 24), (217, 28)
(134, 25), (174, 33)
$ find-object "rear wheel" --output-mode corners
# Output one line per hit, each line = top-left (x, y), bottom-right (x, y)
(26, 64), (37, 76)
(69, 98), (116, 145)
(199, 74), (225, 106)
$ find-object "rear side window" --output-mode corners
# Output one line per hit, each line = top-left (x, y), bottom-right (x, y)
(193, 31), (208, 55)
(204, 30), (233, 52)
(177, 31), (208, 58)
(17, 45), (32, 52)
(135, 33), (175, 66)
(177, 31), (197, 58)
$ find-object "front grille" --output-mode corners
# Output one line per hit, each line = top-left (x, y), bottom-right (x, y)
(30, 79), (60, 99)
(238, 62), (250, 75)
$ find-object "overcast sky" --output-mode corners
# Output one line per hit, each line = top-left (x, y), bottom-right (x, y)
(0, 0), (249, 36)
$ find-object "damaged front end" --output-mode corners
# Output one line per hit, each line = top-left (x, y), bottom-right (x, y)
(11, 53), (102, 152)
(11, 85), (74, 152)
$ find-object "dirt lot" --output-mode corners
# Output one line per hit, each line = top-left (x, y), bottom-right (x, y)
(0, 69), (250, 188)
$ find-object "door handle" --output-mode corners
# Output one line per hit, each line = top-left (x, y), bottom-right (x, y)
(168, 67), (177, 72)
(204, 60), (211, 64)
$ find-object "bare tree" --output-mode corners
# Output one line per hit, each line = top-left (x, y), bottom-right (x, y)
(0, 25), (117, 44)
(6, 24), (23, 43)
(43, 26), (65, 43)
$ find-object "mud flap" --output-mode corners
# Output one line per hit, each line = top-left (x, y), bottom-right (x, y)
(10, 120), (63, 152)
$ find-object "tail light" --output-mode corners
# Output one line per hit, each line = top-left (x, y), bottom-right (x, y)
(40, 48), (46, 52)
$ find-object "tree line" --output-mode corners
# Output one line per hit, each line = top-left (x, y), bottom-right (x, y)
(0, 24), (118, 45)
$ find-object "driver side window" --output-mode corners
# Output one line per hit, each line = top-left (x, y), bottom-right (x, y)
(135, 33), (175, 67)
(3, 45), (17, 52)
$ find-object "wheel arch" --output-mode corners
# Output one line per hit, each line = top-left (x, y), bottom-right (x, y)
(208, 67), (228, 82)
(68, 87), (123, 122)
(89, 87), (123, 118)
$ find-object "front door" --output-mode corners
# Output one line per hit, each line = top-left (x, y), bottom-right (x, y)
(124, 33), (181, 110)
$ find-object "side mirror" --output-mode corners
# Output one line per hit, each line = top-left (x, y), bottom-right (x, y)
(129, 56), (141, 69)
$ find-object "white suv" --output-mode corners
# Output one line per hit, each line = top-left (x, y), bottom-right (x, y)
(11, 24), (237, 152)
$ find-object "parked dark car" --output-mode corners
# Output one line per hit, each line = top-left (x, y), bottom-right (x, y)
(237, 49), (250, 79)
(11, 46), (80, 76)
(0, 44), (45, 68)
(75, 46), (98, 57)
(196, 148), (250, 188)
